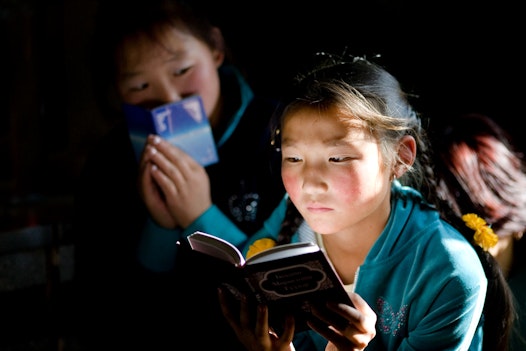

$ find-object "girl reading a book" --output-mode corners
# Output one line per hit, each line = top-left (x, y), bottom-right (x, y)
(219, 53), (515, 350)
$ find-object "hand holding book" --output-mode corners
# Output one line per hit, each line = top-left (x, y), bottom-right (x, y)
(186, 231), (354, 333)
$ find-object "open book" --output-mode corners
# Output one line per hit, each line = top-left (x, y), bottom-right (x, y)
(122, 95), (218, 166)
(186, 231), (353, 333)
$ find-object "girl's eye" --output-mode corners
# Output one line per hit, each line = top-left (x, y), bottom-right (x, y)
(284, 157), (302, 163)
(129, 82), (149, 92)
(329, 156), (352, 162)
(173, 66), (191, 77)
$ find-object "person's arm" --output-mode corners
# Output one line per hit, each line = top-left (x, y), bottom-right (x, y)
(180, 204), (249, 245)
(138, 194), (291, 272)
(398, 276), (486, 350)
(136, 217), (182, 272)
(137, 204), (250, 272)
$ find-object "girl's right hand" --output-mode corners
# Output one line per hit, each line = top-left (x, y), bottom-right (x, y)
(309, 292), (377, 351)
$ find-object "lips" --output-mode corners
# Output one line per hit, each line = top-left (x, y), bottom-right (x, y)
(305, 203), (333, 213)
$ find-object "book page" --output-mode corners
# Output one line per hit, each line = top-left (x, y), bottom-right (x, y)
(187, 231), (245, 266)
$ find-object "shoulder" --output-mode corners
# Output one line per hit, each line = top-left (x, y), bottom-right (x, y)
(245, 95), (279, 127)
(388, 183), (483, 274)
(241, 195), (289, 247)
(220, 64), (279, 114)
(409, 213), (485, 291)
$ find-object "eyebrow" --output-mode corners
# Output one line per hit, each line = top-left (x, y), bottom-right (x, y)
(281, 136), (351, 148)
(118, 49), (186, 80)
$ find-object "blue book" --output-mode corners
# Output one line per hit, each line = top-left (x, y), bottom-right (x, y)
(123, 95), (219, 167)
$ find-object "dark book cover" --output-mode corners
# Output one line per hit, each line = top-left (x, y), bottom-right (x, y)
(186, 231), (353, 333)
(243, 250), (352, 332)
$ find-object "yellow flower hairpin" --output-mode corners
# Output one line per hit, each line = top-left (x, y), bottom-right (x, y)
(461, 213), (498, 251)
(246, 238), (277, 259)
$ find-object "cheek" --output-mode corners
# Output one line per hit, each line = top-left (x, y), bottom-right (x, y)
(191, 67), (220, 117)
(281, 171), (300, 198)
(332, 172), (358, 199)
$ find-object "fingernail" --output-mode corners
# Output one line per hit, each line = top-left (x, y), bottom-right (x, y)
(153, 135), (161, 145)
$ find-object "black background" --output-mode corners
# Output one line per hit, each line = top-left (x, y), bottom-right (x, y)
(0, 0), (523, 226)
(0, 1), (523, 349)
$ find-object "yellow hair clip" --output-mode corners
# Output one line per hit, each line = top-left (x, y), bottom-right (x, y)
(246, 238), (277, 259)
(462, 213), (498, 251)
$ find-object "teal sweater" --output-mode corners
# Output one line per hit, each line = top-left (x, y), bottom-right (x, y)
(245, 182), (487, 350)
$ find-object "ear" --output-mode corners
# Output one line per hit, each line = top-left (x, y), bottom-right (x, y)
(210, 27), (225, 68)
(395, 135), (416, 178)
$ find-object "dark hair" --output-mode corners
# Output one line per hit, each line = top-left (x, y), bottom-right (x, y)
(431, 112), (525, 350)
(432, 113), (526, 238)
(273, 53), (515, 350)
(276, 53), (435, 191)
(90, 0), (229, 117)
(272, 53), (436, 243)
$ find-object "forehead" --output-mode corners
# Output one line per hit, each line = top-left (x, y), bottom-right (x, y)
(116, 26), (196, 70)
(281, 106), (371, 143)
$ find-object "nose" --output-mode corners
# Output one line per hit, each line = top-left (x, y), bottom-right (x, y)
(138, 82), (183, 110)
(301, 162), (328, 194)
(155, 79), (182, 106)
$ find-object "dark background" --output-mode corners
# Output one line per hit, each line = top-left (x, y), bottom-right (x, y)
(0, 0), (523, 229)
(0, 0), (523, 349)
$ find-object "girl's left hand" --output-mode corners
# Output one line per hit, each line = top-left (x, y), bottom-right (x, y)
(218, 287), (296, 351)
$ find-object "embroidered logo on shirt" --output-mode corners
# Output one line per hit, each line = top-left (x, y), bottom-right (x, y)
(377, 296), (408, 336)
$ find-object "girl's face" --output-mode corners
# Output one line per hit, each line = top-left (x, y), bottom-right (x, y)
(116, 25), (224, 125)
(281, 106), (392, 235)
